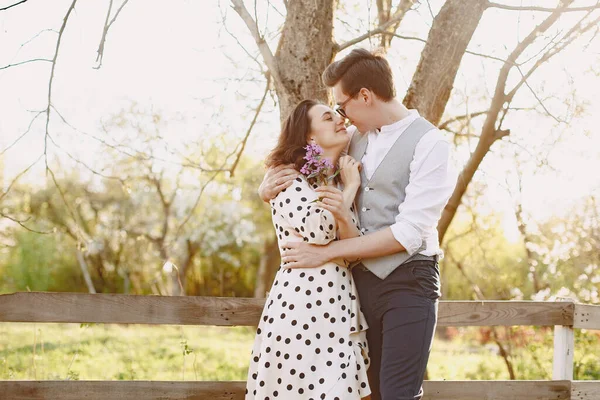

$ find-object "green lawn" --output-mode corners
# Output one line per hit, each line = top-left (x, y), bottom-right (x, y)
(0, 323), (580, 381)
(0, 323), (255, 381)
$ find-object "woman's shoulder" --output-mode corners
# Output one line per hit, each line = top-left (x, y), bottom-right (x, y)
(272, 175), (317, 204)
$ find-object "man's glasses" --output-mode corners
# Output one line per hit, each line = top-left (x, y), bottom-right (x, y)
(335, 95), (355, 119)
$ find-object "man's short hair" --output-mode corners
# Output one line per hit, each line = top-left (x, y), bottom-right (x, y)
(322, 48), (395, 101)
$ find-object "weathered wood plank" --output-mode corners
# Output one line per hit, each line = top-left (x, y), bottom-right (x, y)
(553, 324), (574, 380)
(0, 293), (578, 327)
(437, 301), (574, 327)
(0, 380), (574, 400)
(571, 381), (600, 400)
(0, 381), (246, 400)
(554, 299), (575, 380)
(0, 292), (265, 326)
(573, 304), (600, 330)
(423, 380), (571, 400)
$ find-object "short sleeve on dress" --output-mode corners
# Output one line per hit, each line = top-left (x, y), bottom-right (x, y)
(271, 177), (336, 245)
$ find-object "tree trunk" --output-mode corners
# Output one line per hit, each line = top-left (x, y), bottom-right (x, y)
(170, 240), (199, 296)
(403, 0), (488, 125)
(247, 0), (336, 291)
(515, 202), (542, 293)
(171, 265), (185, 296)
(75, 250), (97, 294)
(403, 0), (488, 243)
(274, 0), (336, 119)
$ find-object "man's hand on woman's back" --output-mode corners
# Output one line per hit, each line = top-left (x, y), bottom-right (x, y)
(258, 164), (299, 202)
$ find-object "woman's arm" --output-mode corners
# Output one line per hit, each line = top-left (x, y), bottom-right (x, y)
(275, 178), (337, 245)
(280, 227), (404, 269)
(336, 183), (361, 239)
(313, 184), (360, 240)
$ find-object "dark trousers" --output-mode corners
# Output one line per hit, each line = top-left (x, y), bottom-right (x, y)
(352, 260), (441, 400)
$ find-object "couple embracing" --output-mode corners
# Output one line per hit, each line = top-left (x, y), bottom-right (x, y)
(245, 48), (456, 400)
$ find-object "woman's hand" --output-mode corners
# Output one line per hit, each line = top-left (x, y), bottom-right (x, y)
(339, 155), (361, 189)
(314, 186), (351, 225)
(258, 164), (299, 202)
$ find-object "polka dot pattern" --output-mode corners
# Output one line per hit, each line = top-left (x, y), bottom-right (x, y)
(246, 177), (370, 399)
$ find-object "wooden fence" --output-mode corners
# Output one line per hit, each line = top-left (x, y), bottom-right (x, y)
(0, 292), (599, 399)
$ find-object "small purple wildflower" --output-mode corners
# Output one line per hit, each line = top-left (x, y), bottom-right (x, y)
(300, 143), (340, 186)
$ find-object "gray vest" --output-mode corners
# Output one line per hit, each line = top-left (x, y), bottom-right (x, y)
(349, 117), (436, 279)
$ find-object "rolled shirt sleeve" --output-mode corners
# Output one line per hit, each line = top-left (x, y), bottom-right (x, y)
(389, 131), (456, 255)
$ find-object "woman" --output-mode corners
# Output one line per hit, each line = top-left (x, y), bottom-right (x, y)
(245, 100), (371, 399)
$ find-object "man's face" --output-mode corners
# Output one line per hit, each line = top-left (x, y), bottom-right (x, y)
(332, 82), (369, 133)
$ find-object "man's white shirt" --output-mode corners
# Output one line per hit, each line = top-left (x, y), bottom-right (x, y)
(346, 110), (456, 258)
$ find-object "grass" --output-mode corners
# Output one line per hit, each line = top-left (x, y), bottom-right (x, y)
(0, 323), (594, 381)
(0, 323), (255, 381)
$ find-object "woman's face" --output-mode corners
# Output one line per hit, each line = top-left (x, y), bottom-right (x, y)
(307, 104), (349, 154)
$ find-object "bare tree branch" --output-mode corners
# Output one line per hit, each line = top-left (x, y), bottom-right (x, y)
(219, 3), (265, 74)
(583, 23), (600, 49)
(0, 0), (27, 11)
(53, 105), (227, 173)
(173, 138), (243, 239)
(107, 0), (130, 30)
(44, 0), (78, 171)
(229, 74), (271, 177)
(438, 0), (578, 240)
(0, 30), (57, 73)
(516, 66), (565, 124)
(506, 13), (600, 102)
(0, 154), (43, 202)
(0, 58), (52, 71)
(46, 162), (87, 242)
(94, 0), (131, 69)
(424, 0), (435, 19)
(438, 110), (489, 130)
(0, 111), (44, 155)
(385, 32), (518, 65)
(95, 0), (114, 68)
(444, 247), (486, 300)
(0, 152), (53, 235)
(487, 1), (600, 13)
(0, 211), (52, 234)
(266, 0), (285, 17)
(337, 1), (414, 51)
(20, 28), (59, 48)
(231, 0), (281, 86)
(439, 9), (598, 240)
(45, 132), (125, 181)
(517, 29), (564, 67)
(376, 0), (415, 49)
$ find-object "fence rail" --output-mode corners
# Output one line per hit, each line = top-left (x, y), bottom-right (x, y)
(0, 292), (598, 399)
(0, 292), (580, 326)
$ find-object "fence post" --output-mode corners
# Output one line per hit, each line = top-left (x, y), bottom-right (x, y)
(552, 298), (574, 380)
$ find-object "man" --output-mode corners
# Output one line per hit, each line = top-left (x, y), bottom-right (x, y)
(258, 48), (456, 400)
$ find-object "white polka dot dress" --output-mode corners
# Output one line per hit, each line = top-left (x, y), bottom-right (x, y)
(246, 176), (371, 400)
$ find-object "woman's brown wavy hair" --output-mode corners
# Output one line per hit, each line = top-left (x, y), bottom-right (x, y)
(265, 99), (319, 171)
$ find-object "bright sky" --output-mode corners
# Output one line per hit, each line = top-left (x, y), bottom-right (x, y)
(1, 0), (599, 237)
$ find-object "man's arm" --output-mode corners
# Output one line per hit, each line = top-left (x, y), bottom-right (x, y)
(282, 129), (456, 268)
(388, 133), (455, 255)
(257, 164), (299, 202)
(281, 227), (403, 269)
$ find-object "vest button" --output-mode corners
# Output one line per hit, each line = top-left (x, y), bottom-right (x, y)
(361, 207), (367, 212)
(365, 187), (370, 192)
